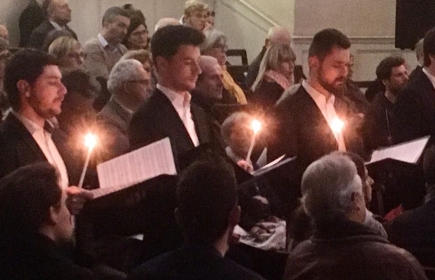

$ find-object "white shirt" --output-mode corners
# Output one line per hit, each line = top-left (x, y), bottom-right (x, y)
(303, 80), (346, 151)
(423, 67), (435, 89)
(157, 84), (199, 147)
(97, 33), (109, 48)
(49, 20), (64, 31)
(12, 111), (69, 189)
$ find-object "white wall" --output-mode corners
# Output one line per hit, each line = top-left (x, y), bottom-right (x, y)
(0, 0), (30, 47)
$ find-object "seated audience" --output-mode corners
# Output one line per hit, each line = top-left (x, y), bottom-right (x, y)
(250, 44), (296, 111)
(121, 49), (152, 74)
(97, 59), (152, 161)
(154, 17), (181, 31)
(122, 15), (149, 51)
(246, 26), (292, 89)
(128, 159), (264, 280)
(48, 36), (86, 73)
(201, 29), (247, 104)
(0, 163), (95, 280)
(284, 154), (427, 280)
(183, 0), (209, 31)
(27, 0), (77, 50)
(83, 7), (130, 82)
(19, 0), (47, 47)
(0, 24), (9, 41)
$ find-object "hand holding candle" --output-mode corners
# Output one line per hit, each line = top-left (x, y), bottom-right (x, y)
(78, 133), (97, 188)
(245, 119), (262, 163)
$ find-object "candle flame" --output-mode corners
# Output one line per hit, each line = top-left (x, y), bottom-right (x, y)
(251, 119), (262, 134)
(84, 133), (97, 150)
(331, 118), (344, 134)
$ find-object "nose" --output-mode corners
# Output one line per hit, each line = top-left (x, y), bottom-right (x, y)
(194, 61), (202, 76)
(59, 82), (67, 96)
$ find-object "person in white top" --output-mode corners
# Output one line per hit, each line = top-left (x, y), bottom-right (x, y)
(0, 49), (92, 215)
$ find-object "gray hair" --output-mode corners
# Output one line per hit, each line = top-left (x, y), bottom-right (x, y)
(107, 59), (143, 95)
(266, 26), (291, 45)
(102, 6), (130, 26)
(200, 29), (227, 54)
(301, 154), (362, 223)
(221, 111), (251, 146)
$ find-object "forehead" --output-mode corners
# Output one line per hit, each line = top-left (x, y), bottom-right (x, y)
(112, 15), (130, 25)
(391, 64), (407, 74)
(37, 65), (62, 79)
(52, 0), (68, 6)
(323, 47), (350, 63)
(172, 44), (200, 60)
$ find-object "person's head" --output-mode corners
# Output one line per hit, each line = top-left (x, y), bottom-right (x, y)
(41, 29), (74, 52)
(375, 56), (408, 96)
(195, 55), (223, 100)
(308, 28), (351, 94)
(101, 6), (131, 45)
(221, 112), (255, 159)
(0, 163), (73, 242)
(175, 159), (240, 245)
(122, 49), (152, 74)
(415, 38), (424, 66)
(207, 11), (215, 27)
(123, 15), (149, 50)
(151, 25), (204, 93)
(184, 0), (208, 31)
(252, 44), (296, 91)
(200, 29), (227, 66)
(4, 49), (66, 119)
(154, 18), (181, 32)
(107, 59), (151, 109)
(48, 36), (85, 72)
(122, 3), (145, 22)
(0, 25), (9, 41)
(266, 26), (291, 47)
(301, 154), (366, 226)
(47, 0), (71, 26)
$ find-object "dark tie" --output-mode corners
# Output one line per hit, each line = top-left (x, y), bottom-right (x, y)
(43, 121), (55, 134)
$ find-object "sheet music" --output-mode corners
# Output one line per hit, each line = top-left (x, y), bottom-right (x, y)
(368, 136), (430, 164)
(93, 138), (177, 198)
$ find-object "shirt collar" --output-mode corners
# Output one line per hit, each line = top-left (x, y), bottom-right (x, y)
(11, 110), (43, 135)
(302, 80), (335, 106)
(157, 83), (191, 107)
(97, 33), (109, 48)
(49, 20), (64, 31)
(112, 96), (133, 116)
(423, 67), (435, 89)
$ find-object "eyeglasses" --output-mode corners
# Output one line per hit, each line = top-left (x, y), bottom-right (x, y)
(67, 52), (87, 60)
(131, 30), (148, 37)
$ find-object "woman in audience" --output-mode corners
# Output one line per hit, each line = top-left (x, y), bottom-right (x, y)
(201, 29), (247, 104)
(41, 29), (74, 52)
(48, 36), (86, 73)
(250, 44), (296, 111)
(122, 15), (149, 51)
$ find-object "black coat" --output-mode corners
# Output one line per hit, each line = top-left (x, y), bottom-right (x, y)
(19, 0), (46, 47)
(27, 19), (78, 50)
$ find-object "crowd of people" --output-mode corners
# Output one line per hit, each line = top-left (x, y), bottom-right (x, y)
(0, 0), (435, 279)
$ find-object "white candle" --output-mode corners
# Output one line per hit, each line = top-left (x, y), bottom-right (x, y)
(78, 133), (97, 188)
(245, 120), (262, 163)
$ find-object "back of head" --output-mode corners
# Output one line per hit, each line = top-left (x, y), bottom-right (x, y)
(102, 6), (130, 26)
(301, 154), (362, 225)
(176, 159), (238, 244)
(107, 58), (142, 95)
(154, 18), (181, 32)
(308, 28), (351, 60)
(62, 69), (96, 99)
(4, 49), (58, 111)
(122, 49), (151, 66)
(375, 55), (406, 81)
(200, 28), (227, 54)
(48, 36), (80, 59)
(0, 163), (61, 241)
(267, 26), (291, 46)
(423, 27), (435, 67)
(151, 25), (204, 64)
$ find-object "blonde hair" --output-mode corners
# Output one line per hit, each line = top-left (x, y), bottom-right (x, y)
(48, 36), (80, 59)
(184, 0), (208, 17)
(251, 44), (296, 91)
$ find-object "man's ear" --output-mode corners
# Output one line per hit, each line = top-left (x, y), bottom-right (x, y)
(228, 205), (241, 227)
(382, 78), (389, 87)
(17, 80), (31, 98)
(47, 205), (59, 226)
(155, 56), (168, 75)
(308, 56), (319, 70)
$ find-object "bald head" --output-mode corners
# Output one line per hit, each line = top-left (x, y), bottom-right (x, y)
(266, 26), (291, 46)
(0, 25), (8, 41)
(196, 55), (223, 100)
(154, 18), (181, 32)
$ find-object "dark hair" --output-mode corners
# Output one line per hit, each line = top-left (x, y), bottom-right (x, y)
(151, 25), (204, 64)
(102, 6), (130, 26)
(176, 159), (237, 244)
(0, 163), (62, 239)
(308, 28), (351, 60)
(122, 4), (146, 22)
(4, 49), (58, 110)
(122, 15), (148, 48)
(424, 27), (435, 67)
(61, 69), (96, 98)
(375, 56), (406, 81)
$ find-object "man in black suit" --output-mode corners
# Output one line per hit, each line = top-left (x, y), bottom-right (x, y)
(129, 25), (218, 157)
(393, 27), (435, 144)
(19, 0), (47, 47)
(27, 0), (77, 50)
(270, 28), (364, 170)
(0, 49), (91, 215)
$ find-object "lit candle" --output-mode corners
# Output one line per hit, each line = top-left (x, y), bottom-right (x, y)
(78, 133), (97, 188)
(245, 119), (262, 163)
(331, 118), (346, 151)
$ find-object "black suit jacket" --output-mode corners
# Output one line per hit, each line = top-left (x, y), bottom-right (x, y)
(269, 85), (364, 169)
(27, 19), (78, 50)
(393, 68), (435, 143)
(19, 0), (46, 47)
(129, 89), (216, 157)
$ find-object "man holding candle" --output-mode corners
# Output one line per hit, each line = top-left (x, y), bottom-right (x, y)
(0, 49), (92, 215)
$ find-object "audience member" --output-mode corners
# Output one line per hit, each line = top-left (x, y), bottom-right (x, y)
(201, 29), (247, 104)
(246, 26), (292, 89)
(154, 17), (181, 31)
(363, 56), (408, 151)
(128, 159), (264, 280)
(183, 0), (209, 31)
(0, 163), (95, 280)
(0, 49), (92, 213)
(129, 25), (220, 157)
(41, 28), (74, 52)
(0, 25), (9, 41)
(250, 44), (296, 111)
(409, 38), (424, 81)
(19, 0), (47, 47)
(122, 49), (152, 74)
(48, 36), (86, 73)
(83, 6), (130, 82)
(98, 59), (151, 161)
(27, 0), (77, 50)
(122, 15), (149, 51)
(270, 28), (365, 170)
(122, 3), (146, 22)
(283, 154), (427, 280)
(393, 27), (435, 143)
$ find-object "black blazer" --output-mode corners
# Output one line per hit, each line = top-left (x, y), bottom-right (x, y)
(19, 0), (46, 47)
(393, 68), (435, 143)
(27, 19), (78, 50)
(129, 89), (215, 157)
